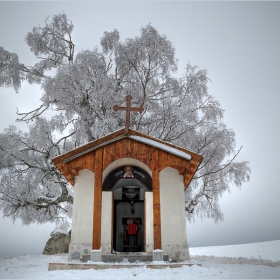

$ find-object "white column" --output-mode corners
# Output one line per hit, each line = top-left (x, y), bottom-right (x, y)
(101, 191), (113, 254)
(160, 167), (190, 261)
(145, 191), (154, 252)
(69, 169), (94, 260)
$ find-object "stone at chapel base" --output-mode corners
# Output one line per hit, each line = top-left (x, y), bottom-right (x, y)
(42, 231), (71, 255)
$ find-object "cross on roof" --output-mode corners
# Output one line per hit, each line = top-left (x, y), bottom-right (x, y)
(113, 95), (144, 134)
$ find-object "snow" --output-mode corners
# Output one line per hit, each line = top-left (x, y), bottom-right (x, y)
(128, 135), (191, 160)
(0, 240), (279, 279)
(51, 228), (68, 235)
(190, 240), (280, 262)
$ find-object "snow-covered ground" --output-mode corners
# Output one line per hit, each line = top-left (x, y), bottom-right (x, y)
(0, 240), (279, 279)
(190, 239), (280, 262)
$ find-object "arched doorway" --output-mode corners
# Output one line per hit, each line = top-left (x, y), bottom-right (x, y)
(103, 165), (152, 252)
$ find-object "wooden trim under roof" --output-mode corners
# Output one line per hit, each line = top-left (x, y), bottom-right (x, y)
(52, 129), (203, 189)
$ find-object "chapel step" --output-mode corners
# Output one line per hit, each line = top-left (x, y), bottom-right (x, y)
(82, 253), (169, 263)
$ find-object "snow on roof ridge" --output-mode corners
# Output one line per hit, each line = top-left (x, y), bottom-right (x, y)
(53, 129), (193, 163)
(129, 135), (191, 160)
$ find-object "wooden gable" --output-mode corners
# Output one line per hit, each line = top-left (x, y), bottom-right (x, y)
(52, 128), (202, 189)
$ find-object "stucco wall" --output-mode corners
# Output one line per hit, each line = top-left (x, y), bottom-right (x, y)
(69, 169), (94, 260)
(101, 191), (112, 254)
(160, 167), (190, 261)
(145, 191), (154, 252)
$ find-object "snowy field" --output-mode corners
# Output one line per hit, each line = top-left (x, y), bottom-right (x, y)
(0, 240), (279, 279)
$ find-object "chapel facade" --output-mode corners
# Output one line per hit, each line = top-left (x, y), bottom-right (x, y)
(52, 128), (202, 262)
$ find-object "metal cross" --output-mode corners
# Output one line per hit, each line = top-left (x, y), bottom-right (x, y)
(113, 95), (144, 134)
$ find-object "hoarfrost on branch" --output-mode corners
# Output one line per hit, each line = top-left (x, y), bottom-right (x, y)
(0, 13), (250, 227)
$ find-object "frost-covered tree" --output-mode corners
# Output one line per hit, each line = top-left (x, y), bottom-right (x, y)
(0, 13), (250, 228)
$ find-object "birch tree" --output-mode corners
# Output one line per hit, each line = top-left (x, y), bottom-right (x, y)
(0, 13), (250, 227)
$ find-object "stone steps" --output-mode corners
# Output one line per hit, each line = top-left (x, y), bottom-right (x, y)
(82, 251), (169, 263)
(101, 253), (169, 263)
(82, 253), (169, 263)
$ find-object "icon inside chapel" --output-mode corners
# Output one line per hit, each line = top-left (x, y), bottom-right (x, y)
(122, 188), (140, 200)
(123, 165), (134, 178)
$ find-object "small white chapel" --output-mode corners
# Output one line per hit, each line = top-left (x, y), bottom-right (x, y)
(52, 96), (202, 262)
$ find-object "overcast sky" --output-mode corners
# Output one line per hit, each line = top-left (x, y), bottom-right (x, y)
(0, 1), (280, 257)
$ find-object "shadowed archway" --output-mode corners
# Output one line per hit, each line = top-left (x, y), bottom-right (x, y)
(103, 165), (152, 252)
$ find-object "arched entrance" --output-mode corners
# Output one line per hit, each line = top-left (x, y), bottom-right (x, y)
(103, 165), (152, 252)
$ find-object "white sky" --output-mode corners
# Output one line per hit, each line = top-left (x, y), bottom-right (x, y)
(0, 1), (280, 257)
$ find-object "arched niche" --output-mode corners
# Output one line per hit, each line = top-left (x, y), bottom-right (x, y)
(102, 158), (152, 191)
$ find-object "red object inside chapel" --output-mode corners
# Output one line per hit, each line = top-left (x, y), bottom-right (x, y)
(127, 223), (137, 235)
